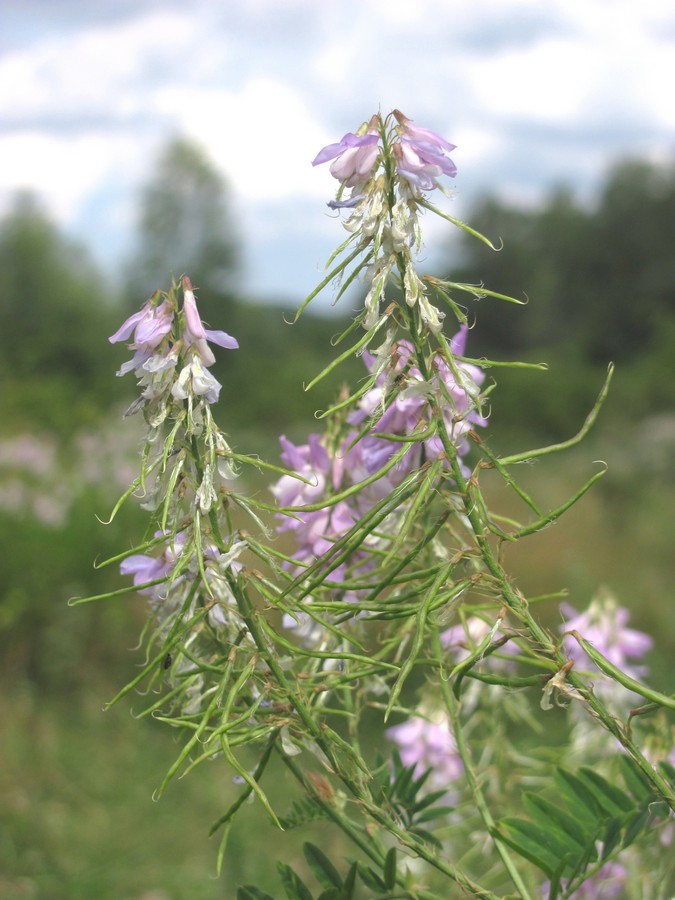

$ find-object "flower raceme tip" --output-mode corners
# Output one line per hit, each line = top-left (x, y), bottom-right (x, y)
(109, 278), (238, 414)
(310, 111), (459, 330)
(312, 110), (457, 199)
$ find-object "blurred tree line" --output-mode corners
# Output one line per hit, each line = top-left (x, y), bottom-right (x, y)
(445, 159), (675, 441)
(1, 145), (673, 445)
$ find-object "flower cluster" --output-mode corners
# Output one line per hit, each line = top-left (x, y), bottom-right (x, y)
(109, 278), (248, 708)
(559, 590), (655, 760)
(109, 277), (238, 424)
(272, 326), (486, 642)
(121, 532), (246, 634)
(312, 110), (458, 331)
(313, 109), (456, 206)
(351, 326), (487, 477)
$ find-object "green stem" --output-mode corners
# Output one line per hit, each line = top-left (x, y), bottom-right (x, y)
(433, 629), (533, 900)
(232, 579), (499, 897)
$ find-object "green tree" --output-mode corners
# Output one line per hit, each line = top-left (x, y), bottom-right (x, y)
(582, 158), (675, 361)
(446, 158), (675, 363)
(128, 136), (240, 301)
(0, 192), (123, 431)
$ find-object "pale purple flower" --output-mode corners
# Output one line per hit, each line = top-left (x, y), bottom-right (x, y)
(182, 279), (238, 366)
(120, 532), (186, 599)
(327, 195), (364, 210)
(560, 593), (653, 681)
(272, 434), (337, 509)
(393, 110), (457, 192)
(351, 328), (486, 474)
(109, 297), (175, 377)
(387, 713), (463, 792)
(120, 553), (172, 594)
(312, 130), (380, 187)
(272, 329), (486, 614)
(120, 533), (246, 633)
(110, 280), (238, 404)
(272, 435), (359, 593)
(109, 297), (174, 349)
(424, 336), (488, 463)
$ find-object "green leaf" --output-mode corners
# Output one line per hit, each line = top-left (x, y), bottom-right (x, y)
(237, 887), (276, 900)
(303, 843), (343, 890)
(277, 862), (314, 900)
(600, 816), (623, 859)
(576, 768), (634, 818)
(408, 826), (443, 850)
(408, 766), (435, 799)
(522, 792), (592, 852)
(618, 754), (655, 802)
(371, 755), (392, 798)
(390, 759), (416, 802)
(546, 871), (562, 900)
(657, 759), (675, 785)
(279, 797), (329, 830)
(356, 863), (386, 891)
(410, 787), (448, 814)
(498, 818), (574, 877)
(341, 863), (357, 899)
(414, 805), (455, 824)
(554, 768), (605, 829)
(383, 847), (397, 890)
(622, 804), (658, 849)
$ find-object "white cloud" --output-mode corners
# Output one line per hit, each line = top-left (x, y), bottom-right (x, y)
(155, 78), (331, 202)
(1, 0), (674, 298)
(0, 131), (144, 223)
(0, 11), (200, 124)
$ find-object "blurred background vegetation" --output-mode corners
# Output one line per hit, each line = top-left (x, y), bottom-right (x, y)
(1, 139), (673, 898)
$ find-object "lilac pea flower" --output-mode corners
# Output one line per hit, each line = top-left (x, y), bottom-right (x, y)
(120, 532), (185, 597)
(449, 323), (468, 356)
(393, 111), (457, 192)
(327, 195), (364, 209)
(351, 329), (486, 471)
(120, 553), (170, 593)
(272, 434), (340, 510)
(182, 279), (239, 366)
(109, 298), (174, 349)
(312, 131), (380, 187)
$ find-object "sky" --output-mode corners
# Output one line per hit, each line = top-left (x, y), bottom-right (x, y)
(2, 0), (674, 308)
